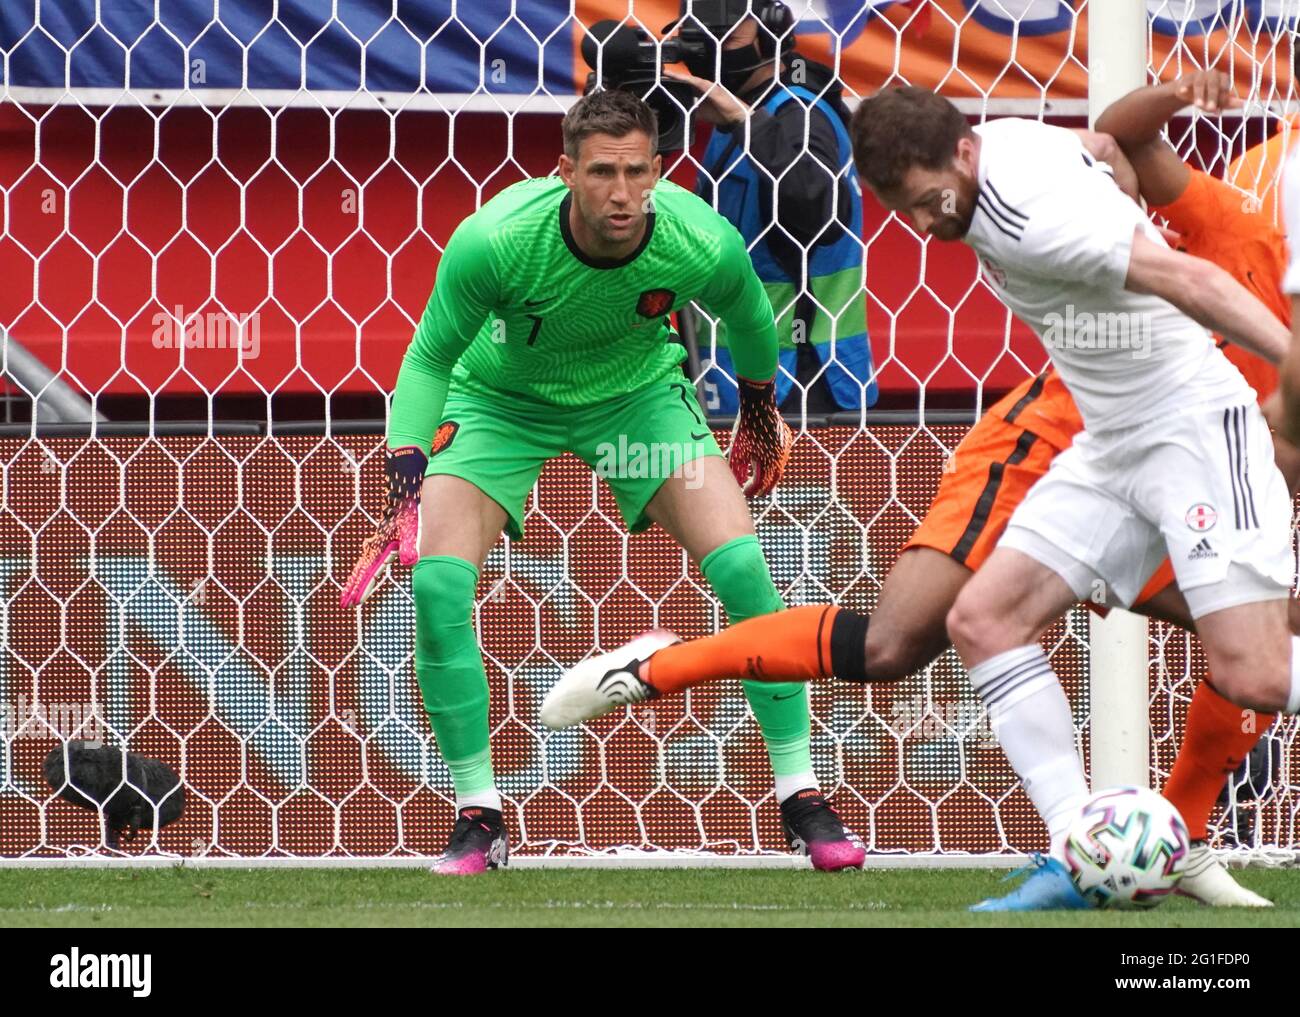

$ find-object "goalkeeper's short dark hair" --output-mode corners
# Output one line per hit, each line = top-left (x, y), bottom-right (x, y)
(562, 88), (659, 160)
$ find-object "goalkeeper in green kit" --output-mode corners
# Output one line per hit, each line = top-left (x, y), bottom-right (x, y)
(341, 89), (865, 875)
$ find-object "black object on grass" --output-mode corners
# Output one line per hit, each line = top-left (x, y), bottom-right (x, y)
(43, 741), (185, 848)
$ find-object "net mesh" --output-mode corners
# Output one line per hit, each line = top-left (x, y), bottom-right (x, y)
(0, 1), (1296, 860)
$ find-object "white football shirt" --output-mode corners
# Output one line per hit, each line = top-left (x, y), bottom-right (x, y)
(966, 117), (1252, 434)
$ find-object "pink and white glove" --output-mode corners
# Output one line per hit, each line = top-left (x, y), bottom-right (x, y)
(339, 445), (428, 607)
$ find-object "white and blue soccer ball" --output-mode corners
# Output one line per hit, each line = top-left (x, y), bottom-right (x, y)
(1063, 786), (1190, 909)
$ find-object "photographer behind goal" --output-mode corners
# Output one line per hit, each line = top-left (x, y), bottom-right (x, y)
(583, 1), (877, 415)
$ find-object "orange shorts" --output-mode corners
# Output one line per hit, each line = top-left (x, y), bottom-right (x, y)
(904, 410), (1177, 607)
(904, 411), (1060, 573)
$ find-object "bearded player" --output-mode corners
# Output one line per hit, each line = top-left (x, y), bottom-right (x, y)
(543, 75), (1300, 905)
(340, 89), (865, 875)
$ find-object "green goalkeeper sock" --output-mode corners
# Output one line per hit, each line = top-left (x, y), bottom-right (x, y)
(699, 535), (816, 799)
(413, 555), (500, 810)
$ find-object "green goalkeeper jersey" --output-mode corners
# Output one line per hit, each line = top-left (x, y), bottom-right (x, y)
(388, 175), (778, 454)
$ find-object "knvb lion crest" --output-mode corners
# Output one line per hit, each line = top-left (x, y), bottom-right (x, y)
(431, 420), (459, 455)
(636, 288), (676, 319)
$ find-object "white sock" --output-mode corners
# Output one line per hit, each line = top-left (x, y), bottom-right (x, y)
(456, 788), (502, 813)
(1288, 636), (1300, 715)
(776, 771), (819, 803)
(969, 644), (1090, 859)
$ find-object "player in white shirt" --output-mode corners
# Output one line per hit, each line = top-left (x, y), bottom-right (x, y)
(851, 87), (1300, 907)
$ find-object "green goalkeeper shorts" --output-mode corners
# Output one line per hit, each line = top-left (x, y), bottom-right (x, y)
(425, 375), (723, 540)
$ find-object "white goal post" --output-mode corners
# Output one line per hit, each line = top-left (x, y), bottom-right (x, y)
(1086, 0), (1152, 793)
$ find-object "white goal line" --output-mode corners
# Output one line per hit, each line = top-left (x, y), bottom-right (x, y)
(1, 850), (1293, 869)
(0, 852), (1026, 870)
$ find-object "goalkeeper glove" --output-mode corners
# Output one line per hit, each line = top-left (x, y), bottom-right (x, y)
(728, 377), (793, 498)
(340, 444), (428, 607)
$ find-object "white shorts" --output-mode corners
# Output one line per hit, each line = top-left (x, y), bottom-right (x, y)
(999, 402), (1295, 619)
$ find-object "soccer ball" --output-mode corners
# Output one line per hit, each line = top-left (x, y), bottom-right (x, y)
(1062, 786), (1190, 909)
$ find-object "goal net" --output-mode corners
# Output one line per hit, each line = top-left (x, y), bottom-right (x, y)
(0, 1), (1296, 861)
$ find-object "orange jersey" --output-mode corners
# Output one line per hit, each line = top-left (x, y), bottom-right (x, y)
(1225, 114), (1300, 228)
(1151, 168), (1289, 401)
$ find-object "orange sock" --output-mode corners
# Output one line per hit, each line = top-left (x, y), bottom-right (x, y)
(1163, 680), (1274, 841)
(644, 604), (839, 695)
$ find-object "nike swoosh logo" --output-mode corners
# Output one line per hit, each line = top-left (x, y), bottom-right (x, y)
(691, 431), (709, 441)
(773, 690), (803, 701)
(524, 296), (556, 307)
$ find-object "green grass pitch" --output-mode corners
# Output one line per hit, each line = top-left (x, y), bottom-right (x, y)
(1, 866), (1298, 927)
